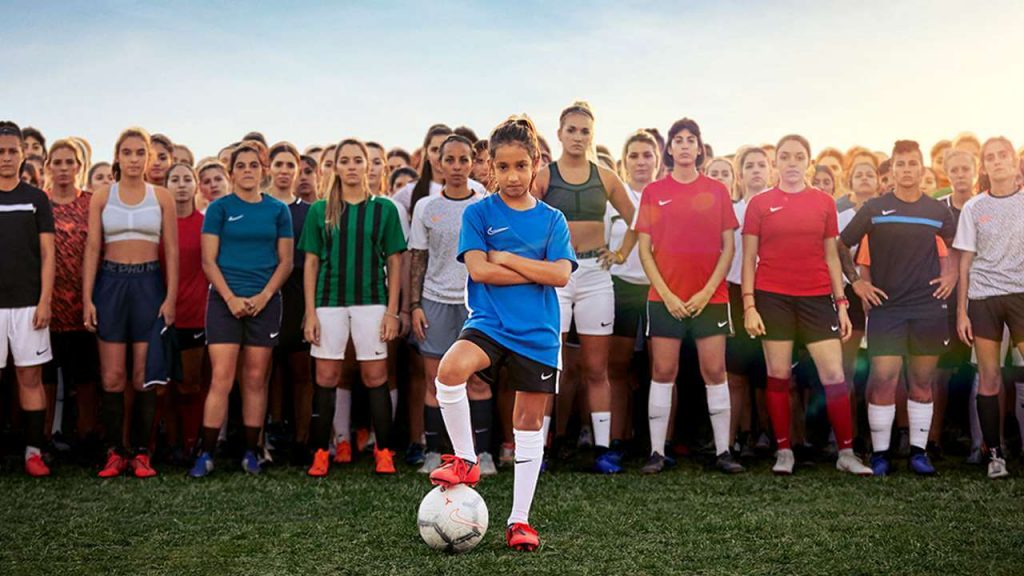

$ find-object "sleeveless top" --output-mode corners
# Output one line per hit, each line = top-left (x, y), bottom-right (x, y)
(544, 162), (607, 222)
(102, 183), (162, 244)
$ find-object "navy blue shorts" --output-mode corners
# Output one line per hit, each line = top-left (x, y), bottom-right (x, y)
(205, 289), (282, 348)
(94, 261), (166, 343)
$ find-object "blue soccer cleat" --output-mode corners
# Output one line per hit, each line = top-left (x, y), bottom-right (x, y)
(593, 450), (622, 474)
(870, 453), (891, 476)
(909, 452), (937, 476)
(241, 450), (262, 475)
(189, 451), (214, 479)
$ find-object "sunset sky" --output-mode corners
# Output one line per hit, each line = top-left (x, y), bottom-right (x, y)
(4, 0), (1022, 162)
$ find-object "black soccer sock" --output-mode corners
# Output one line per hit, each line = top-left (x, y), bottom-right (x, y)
(202, 427), (220, 454)
(977, 393), (1002, 456)
(424, 406), (445, 453)
(244, 426), (261, 453)
(101, 391), (125, 452)
(313, 385), (336, 450)
(23, 409), (45, 451)
(131, 390), (157, 454)
(470, 398), (493, 455)
(367, 385), (392, 451)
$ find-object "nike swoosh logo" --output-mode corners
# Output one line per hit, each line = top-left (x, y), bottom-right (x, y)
(769, 206), (783, 213)
(36, 348), (49, 356)
(514, 459), (535, 465)
(943, 339), (950, 346)
(601, 321), (612, 327)
(193, 331), (205, 339)
(658, 199), (672, 206)
(881, 209), (896, 215)
(375, 349), (386, 356)
(228, 215), (245, 222)
(830, 325), (839, 331)
(717, 321), (728, 328)
(269, 332), (280, 339)
(447, 509), (485, 530)
(487, 226), (509, 235)
(541, 373), (554, 380)
(596, 418), (610, 423)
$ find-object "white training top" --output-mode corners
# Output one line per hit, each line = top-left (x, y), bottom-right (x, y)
(102, 183), (162, 244)
(605, 184), (648, 285)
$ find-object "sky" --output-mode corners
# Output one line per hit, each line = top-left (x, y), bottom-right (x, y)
(3, 0), (1022, 162)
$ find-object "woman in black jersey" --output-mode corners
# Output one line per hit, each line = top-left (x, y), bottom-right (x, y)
(532, 101), (635, 473)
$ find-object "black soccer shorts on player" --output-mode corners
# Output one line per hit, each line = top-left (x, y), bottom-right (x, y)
(458, 328), (557, 394)
(647, 301), (732, 341)
(866, 307), (949, 357)
(755, 290), (840, 343)
(968, 293), (1024, 344)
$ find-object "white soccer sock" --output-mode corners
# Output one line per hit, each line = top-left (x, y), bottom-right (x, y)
(706, 382), (732, 455)
(25, 446), (41, 461)
(390, 388), (399, 421)
(907, 400), (933, 450)
(590, 411), (611, 449)
(508, 428), (544, 526)
(969, 375), (982, 450)
(435, 379), (476, 463)
(1015, 382), (1024, 447)
(541, 416), (551, 446)
(648, 381), (674, 456)
(868, 403), (896, 453)
(333, 388), (352, 442)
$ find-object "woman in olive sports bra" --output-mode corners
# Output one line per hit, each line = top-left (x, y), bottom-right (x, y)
(531, 101), (635, 472)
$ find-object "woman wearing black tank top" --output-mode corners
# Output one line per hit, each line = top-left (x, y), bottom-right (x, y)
(531, 101), (635, 473)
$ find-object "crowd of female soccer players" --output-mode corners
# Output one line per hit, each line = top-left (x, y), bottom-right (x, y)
(2, 106), (1023, 550)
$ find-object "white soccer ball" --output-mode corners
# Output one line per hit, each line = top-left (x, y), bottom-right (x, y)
(417, 484), (489, 554)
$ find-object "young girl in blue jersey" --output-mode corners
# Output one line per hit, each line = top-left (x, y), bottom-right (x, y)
(427, 116), (576, 552)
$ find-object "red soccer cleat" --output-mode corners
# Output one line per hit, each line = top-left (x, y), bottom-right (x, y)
(428, 454), (480, 488)
(131, 453), (158, 478)
(308, 449), (330, 477)
(25, 454), (50, 477)
(98, 450), (129, 478)
(374, 447), (396, 475)
(506, 523), (540, 552)
(333, 440), (352, 464)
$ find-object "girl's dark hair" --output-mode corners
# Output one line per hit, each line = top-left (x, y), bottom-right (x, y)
(387, 147), (411, 164)
(22, 126), (44, 155)
(228, 143), (264, 175)
(776, 134), (812, 158)
(299, 155), (318, 171)
(150, 133), (174, 154)
(410, 124), (453, 212)
(87, 161), (111, 184)
(473, 139), (489, 154)
(269, 141), (301, 164)
(439, 134), (474, 159)
(389, 166), (419, 191)
(20, 162), (41, 187)
(812, 164), (836, 190)
(0, 121), (24, 143)
(664, 118), (706, 169)
(489, 115), (541, 163)
(454, 126), (478, 143)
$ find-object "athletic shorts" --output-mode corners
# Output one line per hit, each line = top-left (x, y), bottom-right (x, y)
(458, 328), (557, 394)
(938, 309), (971, 369)
(44, 330), (98, 384)
(756, 290), (840, 344)
(968, 293), (1024, 344)
(845, 284), (866, 332)
(557, 258), (614, 336)
(176, 327), (207, 351)
(419, 299), (468, 359)
(311, 305), (387, 361)
(278, 271), (309, 352)
(647, 301), (732, 341)
(970, 326), (1024, 367)
(866, 308), (948, 357)
(94, 261), (166, 343)
(0, 307), (52, 368)
(612, 276), (648, 339)
(726, 283), (766, 380)
(205, 289), (282, 348)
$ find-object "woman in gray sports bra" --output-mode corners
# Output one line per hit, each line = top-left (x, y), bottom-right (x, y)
(531, 101), (636, 473)
(82, 127), (179, 479)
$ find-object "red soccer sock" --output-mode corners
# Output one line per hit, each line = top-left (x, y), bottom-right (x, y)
(824, 382), (854, 451)
(766, 377), (792, 450)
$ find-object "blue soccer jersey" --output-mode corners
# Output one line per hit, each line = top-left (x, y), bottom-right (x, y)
(457, 194), (577, 368)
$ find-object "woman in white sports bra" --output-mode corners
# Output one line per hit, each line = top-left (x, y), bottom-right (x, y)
(82, 127), (178, 480)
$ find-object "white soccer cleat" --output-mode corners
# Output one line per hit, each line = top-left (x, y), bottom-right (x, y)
(772, 448), (795, 475)
(418, 452), (442, 474)
(836, 449), (872, 476)
(478, 452), (498, 477)
(988, 455), (1009, 479)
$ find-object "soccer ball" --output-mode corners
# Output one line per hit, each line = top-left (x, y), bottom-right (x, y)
(417, 484), (489, 554)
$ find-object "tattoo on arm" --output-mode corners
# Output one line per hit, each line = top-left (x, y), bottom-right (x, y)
(838, 243), (860, 283)
(410, 249), (428, 305)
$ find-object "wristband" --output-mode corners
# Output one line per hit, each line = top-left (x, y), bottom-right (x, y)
(742, 292), (755, 299)
(385, 312), (400, 320)
(834, 297), (849, 308)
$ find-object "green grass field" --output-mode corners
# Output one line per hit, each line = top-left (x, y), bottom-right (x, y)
(1, 454), (1022, 576)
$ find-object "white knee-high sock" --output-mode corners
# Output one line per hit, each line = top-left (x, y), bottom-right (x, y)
(541, 416), (551, 446)
(508, 428), (544, 526)
(868, 403), (896, 453)
(907, 400), (933, 450)
(435, 379), (476, 463)
(706, 382), (731, 455)
(390, 388), (398, 421)
(334, 388), (352, 442)
(591, 411), (611, 449)
(969, 375), (982, 450)
(648, 381), (674, 456)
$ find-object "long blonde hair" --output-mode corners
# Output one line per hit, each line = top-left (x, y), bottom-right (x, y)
(323, 138), (371, 231)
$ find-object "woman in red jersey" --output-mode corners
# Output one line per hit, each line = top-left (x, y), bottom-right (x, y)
(741, 134), (871, 476)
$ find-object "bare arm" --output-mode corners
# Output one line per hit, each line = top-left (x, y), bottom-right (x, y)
(837, 242), (860, 283)
(156, 186), (179, 324)
(824, 237), (853, 340)
(263, 237), (294, 295)
(409, 249), (428, 308)
(957, 249), (975, 344)
(82, 188), (107, 330)
(201, 234), (236, 303)
(489, 251), (572, 287)
(530, 166), (550, 200)
(740, 234), (765, 337)
(463, 251), (531, 286)
(33, 233), (55, 329)
(303, 251), (321, 345)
